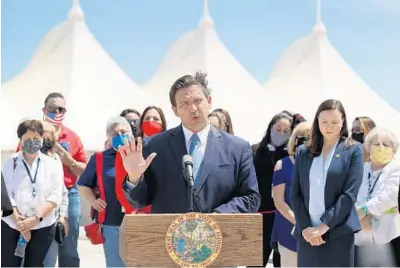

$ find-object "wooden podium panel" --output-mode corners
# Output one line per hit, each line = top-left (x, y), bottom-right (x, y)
(120, 213), (262, 267)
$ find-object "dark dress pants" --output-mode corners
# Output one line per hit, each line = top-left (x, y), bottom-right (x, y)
(391, 235), (400, 266)
(1, 220), (55, 267)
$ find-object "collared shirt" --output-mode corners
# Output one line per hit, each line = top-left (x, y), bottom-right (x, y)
(181, 124), (210, 156)
(126, 124), (211, 189)
(58, 125), (88, 188)
(309, 142), (338, 226)
(355, 162), (400, 245)
(78, 149), (124, 226)
(1, 152), (64, 230)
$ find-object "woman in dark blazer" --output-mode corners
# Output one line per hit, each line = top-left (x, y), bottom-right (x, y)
(290, 99), (364, 267)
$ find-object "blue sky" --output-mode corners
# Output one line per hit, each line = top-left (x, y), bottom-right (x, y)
(2, 0), (400, 108)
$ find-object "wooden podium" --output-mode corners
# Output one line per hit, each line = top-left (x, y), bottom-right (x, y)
(120, 213), (263, 267)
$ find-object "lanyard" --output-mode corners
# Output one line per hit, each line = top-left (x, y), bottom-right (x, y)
(22, 158), (41, 198)
(367, 172), (381, 198)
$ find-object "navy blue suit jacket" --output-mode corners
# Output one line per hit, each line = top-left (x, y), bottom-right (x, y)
(123, 125), (261, 213)
(290, 140), (364, 241)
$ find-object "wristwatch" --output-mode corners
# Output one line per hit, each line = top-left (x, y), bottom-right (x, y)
(35, 215), (43, 222)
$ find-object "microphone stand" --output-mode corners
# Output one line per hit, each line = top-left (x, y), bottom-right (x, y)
(188, 183), (194, 212)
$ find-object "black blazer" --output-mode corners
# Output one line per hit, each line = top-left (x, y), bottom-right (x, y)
(1, 172), (13, 216)
(290, 141), (364, 241)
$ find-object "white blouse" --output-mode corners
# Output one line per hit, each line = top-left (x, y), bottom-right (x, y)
(1, 152), (64, 230)
(308, 142), (338, 227)
(355, 161), (400, 245)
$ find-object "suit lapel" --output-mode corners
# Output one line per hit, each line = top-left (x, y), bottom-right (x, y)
(301, 150), (313, 206)
(167, 125), (188, 167)
(194, 126), (222, 196)
(326, 140), (346, 175)
(301, 141), (347, 209)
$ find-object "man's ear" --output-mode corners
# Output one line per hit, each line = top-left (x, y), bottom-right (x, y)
(172, 106), (178, 117)
(207, 95), (212, 110)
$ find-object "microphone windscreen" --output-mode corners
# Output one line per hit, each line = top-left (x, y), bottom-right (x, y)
(182, 155), (193, 166)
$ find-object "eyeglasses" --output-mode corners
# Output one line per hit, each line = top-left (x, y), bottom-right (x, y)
(127, 119), (139, 126)
(46, 106), (67, 114)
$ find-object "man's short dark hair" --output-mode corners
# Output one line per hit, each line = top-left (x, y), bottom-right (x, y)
(17, 120), (44, 139)
(120, 109), (141, 118)
(169, 71), (211, 106)
(44, 92), (64, 106)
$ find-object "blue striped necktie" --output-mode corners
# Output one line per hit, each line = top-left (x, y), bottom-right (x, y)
(188, 134), (202, 182)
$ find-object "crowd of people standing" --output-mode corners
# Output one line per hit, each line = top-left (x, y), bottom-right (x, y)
(1, 71), (400, 267)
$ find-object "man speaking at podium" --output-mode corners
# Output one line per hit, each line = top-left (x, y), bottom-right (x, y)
(120, 71), (260, 214)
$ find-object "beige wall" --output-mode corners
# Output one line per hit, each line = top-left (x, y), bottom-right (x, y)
(2, 150), (93, 226)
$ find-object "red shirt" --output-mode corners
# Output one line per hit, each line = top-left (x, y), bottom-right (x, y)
(58, 126), (87, 188)
(16, 125), (87, 188)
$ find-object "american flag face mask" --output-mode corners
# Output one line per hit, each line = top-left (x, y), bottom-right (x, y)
(45, 111), (65, 125)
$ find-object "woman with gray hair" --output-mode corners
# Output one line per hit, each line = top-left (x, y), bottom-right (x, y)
(78, 116), (133, 267)
(355, 127), (400, 266)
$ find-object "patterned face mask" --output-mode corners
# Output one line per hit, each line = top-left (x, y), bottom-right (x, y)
(22, 139), (43, 154)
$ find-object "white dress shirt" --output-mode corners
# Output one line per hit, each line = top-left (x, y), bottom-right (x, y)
(1, 152), (64, 230)
(181, 123), (210, 159)
(308, 142), (338, 226)
(355, 161), (400, 245)
(127, 124), (211, 188)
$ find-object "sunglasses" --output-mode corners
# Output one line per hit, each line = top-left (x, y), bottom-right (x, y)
(46, 106), (67, 114)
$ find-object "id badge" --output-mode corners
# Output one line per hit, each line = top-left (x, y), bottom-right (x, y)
(370, 217), (380, 229)
(28, 207), (36, 217)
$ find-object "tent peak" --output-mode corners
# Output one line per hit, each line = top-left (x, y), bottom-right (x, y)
(313, 0), (326, 34)
(198, 0), (214, 27)
(68, 0), (84, 21)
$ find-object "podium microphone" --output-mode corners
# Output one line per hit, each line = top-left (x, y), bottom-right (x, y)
(182, 155), (194, 187)
(182, 155), (194, 212)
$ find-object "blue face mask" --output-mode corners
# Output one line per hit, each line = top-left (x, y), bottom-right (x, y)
(111, 134), (130, 150)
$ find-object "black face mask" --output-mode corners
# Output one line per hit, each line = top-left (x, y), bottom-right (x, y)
(296, 137), (308, 148)
(127, 119), (140, 136)
(352, 132), (364, 143)
(41, 138), (54, 154)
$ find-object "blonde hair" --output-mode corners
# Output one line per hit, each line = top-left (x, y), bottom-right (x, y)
(363, 127), (399, 155)
(287, 122), (312, 156)
(41, 120), (58, 142)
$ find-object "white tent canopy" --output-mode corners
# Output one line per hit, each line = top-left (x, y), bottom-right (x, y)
(144, 0), (280, 144)
(1, 0), (148, 151)
(264, 3), (400, 140)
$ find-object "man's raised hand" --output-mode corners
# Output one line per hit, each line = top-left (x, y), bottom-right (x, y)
(119, 136), (156, 184)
